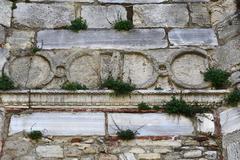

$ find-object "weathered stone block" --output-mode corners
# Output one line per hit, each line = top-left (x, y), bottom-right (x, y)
(13, 3), (75, 28)
(81, 5), (127, 28)
(138, 153), (161, 160)
(133, 4), (189, 28)
(37, 29), (168, 50)
(6, 30), (35, 49)
(119, 152), (136, 160)
(196, 114), (215, 134)
(0, 26), (5, 44)
(30, 0), (94, 2)
(168, 29), (218, 47)
(0, 0), (12, 27)
(9, 112), (105, 136)
(173, 0), (209, 2)
(190, 4), (211, 27)
(204, 151), (217, 160)
(108, 113), (194, 136)
(184, 150), (202, 158)
(36, 145), (63, 158)
(99, 0), (167, 3)
(227, 142), (240, 160)
(0, 48), (8, 74)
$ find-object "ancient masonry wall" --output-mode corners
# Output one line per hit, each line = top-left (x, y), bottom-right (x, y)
(0, 0), (239, 159)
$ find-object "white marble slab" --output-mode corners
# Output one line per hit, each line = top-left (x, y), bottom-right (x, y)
(196, 113), (215, 134)
(220, 107), (240, 135)
(168, 29), (218, 47)
(9, 112), (105, 136)
(98, 0), (167, 3)
(108, 113), (194, 136)
(37, 29), (168, 50)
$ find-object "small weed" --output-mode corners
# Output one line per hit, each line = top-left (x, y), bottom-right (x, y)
(225, 89), (240, 107)
(101, 77), (135, 96)
(154, 87), (163, 90)
(164, 97), (208, 118)
(152, 105), (161, 110)
(203, 67), (231, 89)
(113, 18), (134, 31)
(32, 47), (41, 54)
(117, 129), (136, 140)
(28, 130), (43, 141)
(137, 102), (151, 110)
(67, 18), (87, 32)
(0, 75), (15, 91)
(61, 82), (88, 91)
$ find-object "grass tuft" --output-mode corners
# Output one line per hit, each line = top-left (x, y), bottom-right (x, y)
(113, 19), (134, 31)
(0, 75), (15, 91)
(137, 102), (151, 110)
(225, 89), (240, 107)
(67, 18), (87, 32)
(28, 131), (43, 141)
(117, 129), (136, 140)
(61, 82), (88, 91)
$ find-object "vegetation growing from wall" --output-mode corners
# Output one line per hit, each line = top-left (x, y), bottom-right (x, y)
(203, 67), (231, 89)
(61, 82), (88, 91)
(67, 18), (88, 32)
(0, 75), (15, 91)
(101, 77), (135, 96)
(113, 18), (134, 31)
(28, 130), (43, 141)
(117, 129), (136, 140)
(225, 89), (240, 107)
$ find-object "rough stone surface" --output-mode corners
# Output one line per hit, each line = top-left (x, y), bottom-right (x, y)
(227, 142), (240, 160)
(13, 3), (75, 28)
(99, 0), (167, 3)
(6, 30), (35, 49)
(0, 26), (5, 44)
(37, 29), (168, 50)
(184, 150), (202, 158)
(0, 108), (4, 140)
(36, 145), (63, 158)
(81, 5), (127, 28)
(108, 113), (194, 136)
(31, 0), (94, 2)
(0, 48), (9, 74)
(0, 0), (12, 27)
(190, 4), (210, 27)
(119, 152), (137, 160)
(133, 4), (189, 28)
(204, 151), (217, 160)
(168, 29), (218, 47)
(9, 112), (105, 136)
(196, 114), (215, 134)
(138, 153), (161, 160)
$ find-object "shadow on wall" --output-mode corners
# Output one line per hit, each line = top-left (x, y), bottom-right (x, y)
(237, 0), (240, 12)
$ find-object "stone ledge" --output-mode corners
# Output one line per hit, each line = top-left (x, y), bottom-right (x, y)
(0, 90), (229, 109)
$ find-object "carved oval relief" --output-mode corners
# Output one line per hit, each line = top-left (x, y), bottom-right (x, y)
(8, 55), (53, 88)
(167, 49), (210, 89)
(66, 54), (99, 88)
(123, 53), (158, 88)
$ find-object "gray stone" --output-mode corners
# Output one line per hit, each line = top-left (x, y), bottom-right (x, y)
(37, 29), (168, 50)
(0, 108), (4, 140)
(183, 150), (202, 158)
(0, 26), (5, 44)
(108, 113), (194, 136)
(168, 29), (218, 47)
(0, 48), (9, 74)
(9, 112), (105, 136)
(36, 145), (63, 158)
(31, 0), (93, 2)
(138, 153), (161, 160)
(204, 151), (217, 160)
(119, 152), (136, 160)
(81, 5), (127, 28)
(4, 140), (33, 157)
(133, 4), (189, 28)
(13, 3), (75, 28)
(6, 30), (35, 49)
(99, 0), (167, 3)
(173, 0), (209, 2)
(0, 0), (12, 27)
(196, 114), (215, 134)
(227, 142), (240, 160)
(190, 4), (210, 27)
(220, 107), (240, 135)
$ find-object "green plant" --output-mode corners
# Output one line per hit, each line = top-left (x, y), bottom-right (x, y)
(164, 97), (208, 118)
(152, 105), (161, 110)
(61, 82), (88, 91)
(32, 47), (41, 54)
(0, 75), (15, 91)
(113, 18), (134, 31)
(154, 87), (163, 90)
(116, 129), (136, 140)
(203, 67), (231, 89)
(28, 130), (43, 141)
(225, 89), (240, 107)
(67, 18), (87, 32)
(137, 102), (151, 110)
(101, 77), (135, 96)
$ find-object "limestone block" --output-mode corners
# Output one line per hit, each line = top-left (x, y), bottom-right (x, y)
(133, 4), (189, 28)
(36, 145), (63, 158)
(81, 5), (127, 28)
(31, 0), (93, 2)
(99, 0), (167, 3)
(168, 29), (218, 47)
(119, 152), (136, 160)
(204, 151), (217, 160)
(13, 3), (75, 28)
(4, 140), (33, 157)
(190, 4), (211, 27)
(0, 48), (9, 74)
(0, 0), (12, 27)
(9, 112), (105, 136)
(227, 142), (240, 160)
(0, 108), (4, 140)
(0, 26), (5, 44)
(220, 107), (240, 135)
(37, 29), (168, 50)
(108, 113), (194, 136)
(6, 30), (35, 49)
(196, 114), (215, 134)
(183, 150), (202, 158)
(173, 0), (209, 2)
(138, 153), (161, 160)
